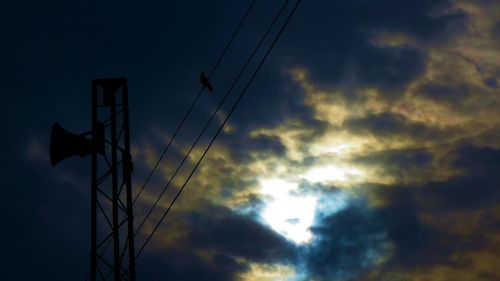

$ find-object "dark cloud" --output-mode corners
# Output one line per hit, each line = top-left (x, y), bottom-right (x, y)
(342, 112), (451, 141)
(354, 147), (433, 179)
(137, 249), (238, 281)
(471, 127), (500, 146)
(357, 46), (426, 94)
(227, 67), (316, 132)
(452, 143), (500, 175)
(493, 21), (500, 46)
(213, 110), (329, 166)
(221, 133), (288, 164)
(215, 68), (331, 145)
(304, 189), (456, 280)
(305, 199), (389, 280)
(484, 77), (498, 89)
(374, 188), (457, 268)
(418, 144), (500, 211)
(247, 135), (287, 156)
(360, 144), (500, 274)
(477, 211), (500, 233)
(186, 205), (296, 263)
(135, 205), (297, 280)
(416, 82), (475, 104)
(280, 0), (464, 98)
(347, 144), (500, 277)
(305, 183), (488, 281)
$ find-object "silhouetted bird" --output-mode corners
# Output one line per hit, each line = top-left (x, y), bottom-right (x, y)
(200, 72), (213, 92)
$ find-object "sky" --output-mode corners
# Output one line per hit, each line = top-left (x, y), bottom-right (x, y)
(1, 0), (500, 280)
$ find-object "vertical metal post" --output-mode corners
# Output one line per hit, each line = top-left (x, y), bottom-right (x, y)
(54, 78), (137, 280)
(109, 88), (121, 281)
(122, 79), (137, 281)
(87, 78), (136, 281)
(90, 82), (98, 281)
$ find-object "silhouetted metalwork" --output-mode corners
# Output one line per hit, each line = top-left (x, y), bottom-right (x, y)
(50, 122), (105, 166)
(51, 78), (136, 281)
(200, 72), (214, 92)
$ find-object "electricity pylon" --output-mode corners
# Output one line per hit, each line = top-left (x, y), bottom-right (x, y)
(50, 78), (136, 281)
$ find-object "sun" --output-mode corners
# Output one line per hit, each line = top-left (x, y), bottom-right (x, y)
(259, 178), (316, 244)
(257, 164), (360, 244)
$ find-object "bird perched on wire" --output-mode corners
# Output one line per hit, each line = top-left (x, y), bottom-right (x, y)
(200, 72), (214, 92)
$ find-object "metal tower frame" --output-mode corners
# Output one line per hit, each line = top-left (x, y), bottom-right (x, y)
(90, 78), (136, 281)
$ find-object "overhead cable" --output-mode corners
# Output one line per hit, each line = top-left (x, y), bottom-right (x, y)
(133, 0), (291, 238)
(132, 0), (257, 205)
(135, 0), (304, 258)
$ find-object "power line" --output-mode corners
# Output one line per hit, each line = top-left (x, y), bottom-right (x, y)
(135, 0), (304, 258)
(86, 2), (259, 280)
(133, 0), (292, 239)
(132, 0), (257, 205)
(208, 0), (257, 78)
(132, 88), (202, 205)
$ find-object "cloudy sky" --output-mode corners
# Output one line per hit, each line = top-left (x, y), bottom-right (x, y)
(2, 0), (500, 280)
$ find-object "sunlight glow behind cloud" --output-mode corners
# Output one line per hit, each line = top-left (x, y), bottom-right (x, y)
(303, 165), (364, 183)
(258, 168), (354, 245)
(239, 263), (297, 281)
(259, 178), (317, 244)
